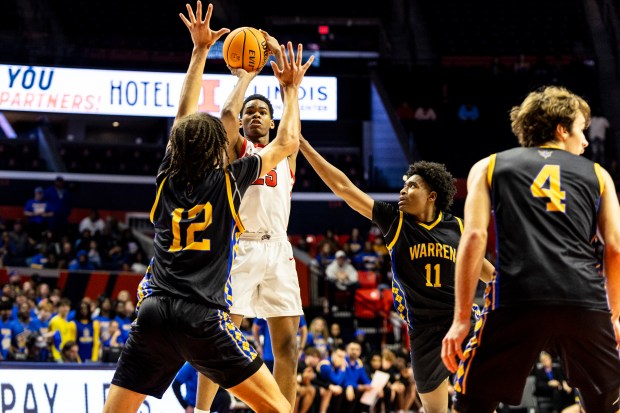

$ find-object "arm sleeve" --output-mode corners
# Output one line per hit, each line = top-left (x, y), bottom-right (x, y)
(372, 201), (401, 246)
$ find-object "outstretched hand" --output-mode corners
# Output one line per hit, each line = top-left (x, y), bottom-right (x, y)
(270, 42), (314, 89)
(179, 1), (229, 50)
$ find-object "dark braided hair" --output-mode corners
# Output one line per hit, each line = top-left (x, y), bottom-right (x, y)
(405, 161), (456, 212)
(163, 112), (228, 186)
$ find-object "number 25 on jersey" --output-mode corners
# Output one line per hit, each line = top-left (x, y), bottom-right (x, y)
(530, 164), (566, 212)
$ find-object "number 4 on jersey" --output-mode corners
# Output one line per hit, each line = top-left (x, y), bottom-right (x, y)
(531, 164), (566, 212)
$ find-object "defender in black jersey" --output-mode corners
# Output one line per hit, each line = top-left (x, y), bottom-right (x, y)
(103, 3), (314, 413)
(442, 86), (620, 413)
(300, 138), (494, 413)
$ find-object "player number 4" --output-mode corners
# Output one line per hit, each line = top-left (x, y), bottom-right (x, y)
(169, 203), (213, 252)
(530, 165), (566, 212)
(425, 263), (441, 287)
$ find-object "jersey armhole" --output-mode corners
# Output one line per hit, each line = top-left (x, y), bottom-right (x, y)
(487, 153), (497, 188)
(149, 176), (168, 224)
(225, 171), (246, 232)
(386, 211), (404, 250)
(594, 163), (605, 195)
(455, 216), (464, 234)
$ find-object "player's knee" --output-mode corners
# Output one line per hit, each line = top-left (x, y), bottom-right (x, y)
(272, 338), (297, 361)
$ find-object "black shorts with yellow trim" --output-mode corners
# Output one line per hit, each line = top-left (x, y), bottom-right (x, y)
(453, 305), (620, 408)
(112, 295), (262, 398)
(409, 318), (474, 394)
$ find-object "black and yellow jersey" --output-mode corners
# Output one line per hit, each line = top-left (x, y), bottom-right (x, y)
(488, 146), (607, 310)
(137, 150), (261, 310)
(373, 201), (463, 329)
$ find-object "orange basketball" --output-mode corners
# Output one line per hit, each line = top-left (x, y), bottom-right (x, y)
(222, 27), (269, 72)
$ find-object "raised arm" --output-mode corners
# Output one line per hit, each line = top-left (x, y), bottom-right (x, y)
(300, 136), (374, 220)
(175, 2), (229, 127)
(441, 156), (492, 372)
(261, 31), (301, 172)
(257, 42), (313, 177)
(596, 168), (620, 346)
(220, 69), (258, 160)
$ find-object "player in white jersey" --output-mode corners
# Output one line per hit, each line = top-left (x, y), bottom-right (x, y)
(196, 32), (303, 413)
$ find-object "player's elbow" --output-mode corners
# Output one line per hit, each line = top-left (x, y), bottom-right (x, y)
(278, 130), (300, 154)
(462, 228), (488, 245)
(605, 241), (620, 263)
(221, 106), (238, 121)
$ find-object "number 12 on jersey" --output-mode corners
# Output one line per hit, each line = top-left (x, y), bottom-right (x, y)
(169, 203), (213, 252)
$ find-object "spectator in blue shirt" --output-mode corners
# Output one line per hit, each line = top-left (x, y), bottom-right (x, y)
(24, 186), (53, 239)
(317, 347), (347, 412)
(342, 341), (372, 412)
(113, 300), (134, 341)
(9, 302), (42, 360)
(68, 250), (96, 271)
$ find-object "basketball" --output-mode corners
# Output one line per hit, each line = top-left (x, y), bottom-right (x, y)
(222, 27), (269, 72)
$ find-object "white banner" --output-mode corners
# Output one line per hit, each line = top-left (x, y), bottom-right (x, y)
(0, 366), (184, 413)
(0, 64), (337, 120)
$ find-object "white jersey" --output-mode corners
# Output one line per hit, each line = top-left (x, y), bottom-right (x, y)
(238, 138), (293, 235)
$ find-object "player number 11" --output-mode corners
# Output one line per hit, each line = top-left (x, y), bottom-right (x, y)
(425, 263), (441, 287)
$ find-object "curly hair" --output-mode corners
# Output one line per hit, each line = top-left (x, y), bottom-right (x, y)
(163, 112), (228, 186)
(510, 86), (590, 147)
(405, 161), (456, 212)
(241, 94), (274, 118)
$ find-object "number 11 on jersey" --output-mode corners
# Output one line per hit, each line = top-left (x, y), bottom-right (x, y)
(425, 263), (441, 287)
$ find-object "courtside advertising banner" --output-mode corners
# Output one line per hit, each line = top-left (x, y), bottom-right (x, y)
(0, 366), (182, 412)
(0, 64), (337, 120)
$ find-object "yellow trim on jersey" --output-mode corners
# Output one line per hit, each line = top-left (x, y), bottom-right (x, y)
(417, 211), (442, 231)
(487, 154), (496, 188)
(386, 211), (404, 250)
(225, 171), (245, 233)
(594, 163), (605, 195)
(539, 144), (561, 149)
(149, 176), (168, 224)
(455, 216), (464, 234)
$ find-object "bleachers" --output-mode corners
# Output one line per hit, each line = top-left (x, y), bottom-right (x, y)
(58, 141), (164, 176)
(421, 0), (592, 57)
(0, 139), (46, 172)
